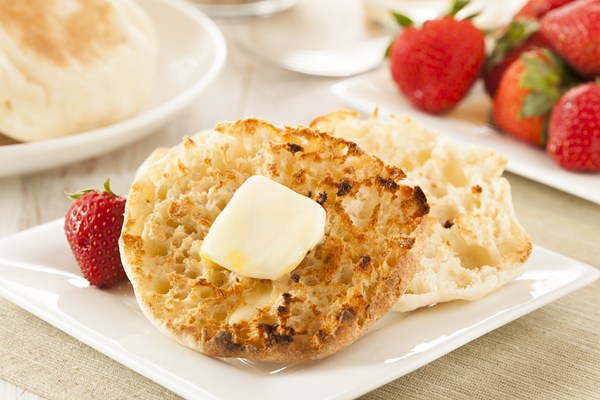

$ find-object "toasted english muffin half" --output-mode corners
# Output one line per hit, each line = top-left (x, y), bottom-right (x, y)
(120, 118), (429, 361)
(0, 0), (157, 141)
(311, 110), (532, 312)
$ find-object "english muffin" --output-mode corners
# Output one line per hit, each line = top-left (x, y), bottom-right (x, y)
(311, 110), (532, 312)
(119, 118), (429, 361)
(0, 0), (157, 142)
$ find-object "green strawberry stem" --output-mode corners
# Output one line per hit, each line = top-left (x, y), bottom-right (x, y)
(66, 178), (116, 199)
(388, 0), (477, 58)
(391, 12), (413, 28)
(485, 18), (540, 72)
(384, 41), (393, 58)
(390, 0), (473, 31)
(520, 49), (582, 119)
(102, 178), (116, 195)
(449, 0), (470, 17)
(518, 49), (583, 145)
(463, 11), (481, 21)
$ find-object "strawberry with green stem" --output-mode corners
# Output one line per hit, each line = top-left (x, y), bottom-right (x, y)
(492, 48), (580, 146)
(484, 0), (577, 97)
(483, 18), (541, 97)
(388, 0), (485, 114)
(64, 178), (128, 288)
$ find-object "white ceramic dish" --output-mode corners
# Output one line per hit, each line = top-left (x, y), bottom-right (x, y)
(0, 0), (226, 177)
(0, 219), (597, 400)
(191, 0), (298, 17)
(331, 67), (600, 205)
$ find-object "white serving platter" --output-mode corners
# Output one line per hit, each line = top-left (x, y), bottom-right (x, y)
(0, 219), (597, 399)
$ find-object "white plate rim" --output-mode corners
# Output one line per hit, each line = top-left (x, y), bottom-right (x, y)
(0, 219), (597, 400)
(0, 0), (227, 177)
(194, 0), (299, 17)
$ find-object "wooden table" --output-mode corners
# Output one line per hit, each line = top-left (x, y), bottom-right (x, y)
(1, 1), (599, 399)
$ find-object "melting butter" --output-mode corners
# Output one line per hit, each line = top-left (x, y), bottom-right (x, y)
(201, 175), (326, 280)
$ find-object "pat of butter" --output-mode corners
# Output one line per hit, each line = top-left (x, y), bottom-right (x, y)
(201, 175), (326, 280)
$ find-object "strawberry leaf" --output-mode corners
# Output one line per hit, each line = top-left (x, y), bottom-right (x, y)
(485, 18), (539, 71)
(520, 53), (561, 96)
(521, 50), (582, 90)
(66, 178), (117, 199)
(520, 92), (556, 118)
(519, 49), (582, 120)
(541, 115), (549, 145)
(449, 0), (470, 17)
(103, 177), (116, 196)
(463, 12), (481, 20)
(391, 12), (413, 28)
(384, 41), (393, 58)
(65, 189), (93, 200)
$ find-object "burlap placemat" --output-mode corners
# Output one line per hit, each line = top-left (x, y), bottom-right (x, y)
(1, 173), (599, 399)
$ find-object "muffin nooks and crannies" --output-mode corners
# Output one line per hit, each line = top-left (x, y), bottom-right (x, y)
(311, 110), (532, 312)
(0, 0), (158, 142)
(119, 118), (429, 362)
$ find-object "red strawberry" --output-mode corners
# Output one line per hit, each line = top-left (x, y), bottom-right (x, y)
(484, 18), (541, 97)
(547, 81), (600, 171)
(539, 0), (600, 78)
(389, 1), (485, 114)
(492, 49), (576, 146)
(484, 0), (577, 97)
(64, 178), (128, 288)
(515, 0), (576, 19)
(484, 41), (536, 97)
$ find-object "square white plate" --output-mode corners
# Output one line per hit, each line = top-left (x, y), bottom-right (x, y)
(331, 67), (600, 205)
(0, 220), (597, 400)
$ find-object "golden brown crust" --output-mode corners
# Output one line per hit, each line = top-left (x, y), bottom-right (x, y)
(120, 118), (429, 361)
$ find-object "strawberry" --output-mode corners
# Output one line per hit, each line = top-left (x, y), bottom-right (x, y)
(547, 81), (600, 171)
(484, 18), (541, 97)
(539, 0), (600, 78)
(389, 0), (485, 114)
(64, 178), (128, 288)
(492, 49), (577, 146)
(484, 0), (578, 97)
(515, 0), (576, 19)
